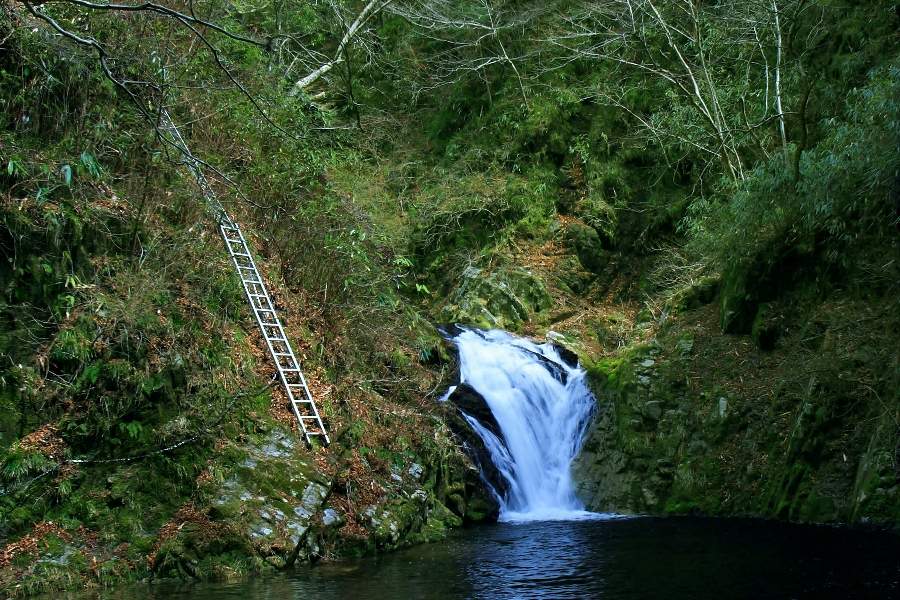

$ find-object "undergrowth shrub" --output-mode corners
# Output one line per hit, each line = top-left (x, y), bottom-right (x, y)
(684, 60), (900, 282)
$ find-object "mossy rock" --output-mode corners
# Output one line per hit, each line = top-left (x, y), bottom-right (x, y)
(440, 266), (552, 330)
(152, 522), (256, 580)
(463, 493), (500, 523)
(720, 238), (816, 334)
(563, 223), (608, 274)
(668, 276), (720, 314)
(554, 255), (593, 295)
(575, 195), (617, 248)
(719, 265), (757, 334)
(203, 428), (331, 567)
(591, 312), (630, 350)
(751, 302), (782, 350)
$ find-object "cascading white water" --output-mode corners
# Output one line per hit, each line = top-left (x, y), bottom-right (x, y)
(444, 328), (602, 522)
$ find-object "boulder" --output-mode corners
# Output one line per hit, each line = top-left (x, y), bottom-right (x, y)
(720, 265), (757, 334)
(668, 276), (719, 314)
(751, 302), (783, 350)
(553, 255), (593, 295)
(440, 266), (552, 330)
(155, 428), (330, 576)
(564, 223), (608, 274)
(719, 238), (814, 334)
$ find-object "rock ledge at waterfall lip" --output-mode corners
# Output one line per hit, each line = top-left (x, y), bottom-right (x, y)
(439, 325), (578, 385)
(545, 331), (581, 368)
(437, 323), (469, 339)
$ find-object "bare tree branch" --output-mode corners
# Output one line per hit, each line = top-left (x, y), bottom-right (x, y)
(290, 0), (395, 94)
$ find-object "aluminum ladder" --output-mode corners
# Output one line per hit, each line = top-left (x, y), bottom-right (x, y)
(159, 111), (329, 446)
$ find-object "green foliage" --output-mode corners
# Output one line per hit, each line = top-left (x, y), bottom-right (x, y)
(0, 0), (898, 592)
(410, 168), (554, 279)
(686, 59), (900, 280)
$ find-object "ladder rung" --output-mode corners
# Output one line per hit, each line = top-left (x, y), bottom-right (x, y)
(232, 252), (252, 258)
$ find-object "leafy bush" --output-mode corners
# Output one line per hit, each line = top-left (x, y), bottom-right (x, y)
(685, 60), (900, 277)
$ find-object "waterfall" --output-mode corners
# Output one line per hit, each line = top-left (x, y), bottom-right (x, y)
(443, 328), (603, 522)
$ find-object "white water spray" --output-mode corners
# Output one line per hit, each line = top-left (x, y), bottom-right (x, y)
(445, 328), (602, 522)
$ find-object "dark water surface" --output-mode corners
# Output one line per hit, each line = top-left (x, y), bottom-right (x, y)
(90, 517), (899, 599)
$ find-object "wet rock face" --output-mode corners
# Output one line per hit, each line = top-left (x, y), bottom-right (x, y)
(448, 383), (504, 440)
(443, 384), (508, 505)
(571, 325), (900, 526)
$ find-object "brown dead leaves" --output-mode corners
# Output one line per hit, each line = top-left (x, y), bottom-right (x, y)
(18, 424), (67, 460)
(0, 522), (71, 569)
(146, 503), (223, 569)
